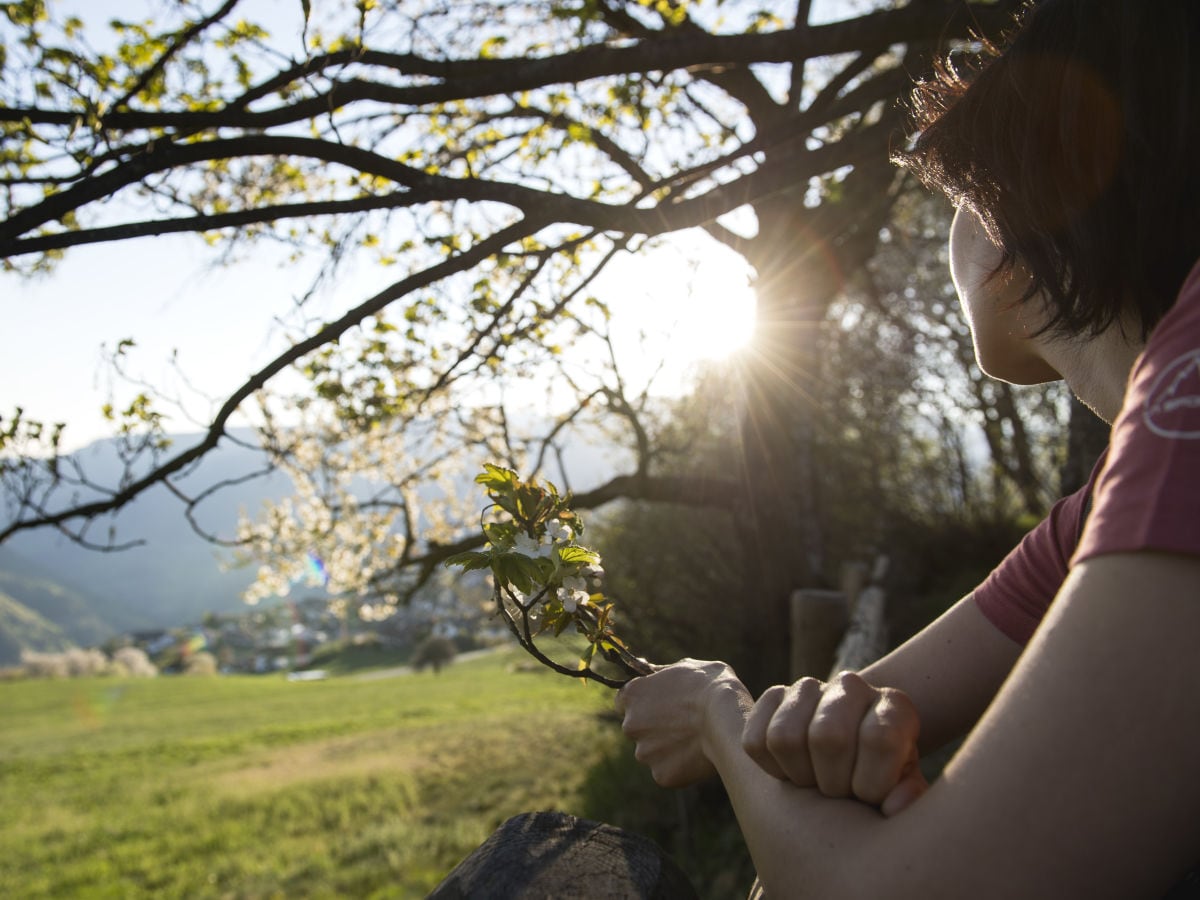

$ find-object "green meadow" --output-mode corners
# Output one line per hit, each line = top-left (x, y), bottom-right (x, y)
(0, 648), (653, 899)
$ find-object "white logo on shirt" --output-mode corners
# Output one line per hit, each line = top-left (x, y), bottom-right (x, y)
(1144, 348), (1200, 439)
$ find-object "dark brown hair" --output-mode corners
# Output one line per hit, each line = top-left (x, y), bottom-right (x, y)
(896, 0), (1200, 339)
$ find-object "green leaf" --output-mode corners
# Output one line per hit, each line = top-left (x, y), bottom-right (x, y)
(495, 554), (534, 595)
(557, 546), (599, 566)
(443, 551), (491, 571)
(475, 462), (518, 491)
(479, 35), (506, 58)
(533, 557), (556, 582)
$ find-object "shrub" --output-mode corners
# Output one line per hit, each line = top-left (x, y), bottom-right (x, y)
(112, 646), (158, 678)
(184, 651), (218, 676)
(63, 648), (111, 677)
(412, 636), (456, 673)
(19, 650), (68, 679)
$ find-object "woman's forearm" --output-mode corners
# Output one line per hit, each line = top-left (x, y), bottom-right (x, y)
(700, 677), (888, 898)
(698, 554), (1200, 899)
(861, 594), (1020, 754)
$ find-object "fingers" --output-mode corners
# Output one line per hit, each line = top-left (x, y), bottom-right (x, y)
(880, 763), (930, 817)
(849, 687), (922, 805)
(613, 682), (630, 717)
(612, 660), (727, 789)
(627, 665), (926, 809)
(806, 671), (878, 797)
(743, 679), (825, 785)
(742, 685), (790, 780)
(743, 672), (925, 811)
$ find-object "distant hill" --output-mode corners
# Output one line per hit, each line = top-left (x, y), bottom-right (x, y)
(0, 590), (75, 666)
(0, 431), (292, 657)
(0, 545), (147, 647)
(0, 424), (628, 661)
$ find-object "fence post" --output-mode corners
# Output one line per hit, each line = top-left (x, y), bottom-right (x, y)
(790, 589), (848, 680)
(828, 585), (887, 676)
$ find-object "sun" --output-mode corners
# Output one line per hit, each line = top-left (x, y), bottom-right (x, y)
(672, 256), (758, 361)
(600, 239), (758, 373)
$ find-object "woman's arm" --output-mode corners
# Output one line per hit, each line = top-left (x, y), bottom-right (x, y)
(861, 592), (1022, 754)
(736, 592), (1023, 815)
(620, 551), (1200, 898)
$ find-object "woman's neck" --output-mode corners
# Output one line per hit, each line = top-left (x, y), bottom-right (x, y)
(1039, 324), (1144, 424)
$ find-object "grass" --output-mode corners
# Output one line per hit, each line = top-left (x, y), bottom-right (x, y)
(0, 647), (653, 899)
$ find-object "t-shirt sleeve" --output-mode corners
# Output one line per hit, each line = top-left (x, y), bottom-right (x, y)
(1075, 258), (1200, 564)
(973, 483), (1093, 645)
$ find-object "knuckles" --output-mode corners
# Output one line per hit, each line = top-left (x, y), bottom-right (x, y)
(827, 669), (873, 701)
(763, 717), (808, 756)
(740, 673), (923, 807)
(805, 714), (855, 758)
(857, 714), (909, 755)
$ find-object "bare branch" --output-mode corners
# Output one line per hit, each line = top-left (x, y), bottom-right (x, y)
(0, 216), (543, 542)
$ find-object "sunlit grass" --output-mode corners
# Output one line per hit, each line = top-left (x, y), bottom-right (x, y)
(0, 648), (623, 899)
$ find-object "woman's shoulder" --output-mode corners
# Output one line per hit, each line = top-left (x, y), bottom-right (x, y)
(1073, 255), (1200, 565)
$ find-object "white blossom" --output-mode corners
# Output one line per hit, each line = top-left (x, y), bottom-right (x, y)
(236, 386), (528, 620)
(561, 574), (587, 593)
(546, 518), (572, 543)
(512, 532), (547, 558)
(557, 587), (590, 613)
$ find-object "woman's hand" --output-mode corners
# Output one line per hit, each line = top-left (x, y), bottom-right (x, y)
(614, 659), (752, 788)
(741, 670), (928, 816)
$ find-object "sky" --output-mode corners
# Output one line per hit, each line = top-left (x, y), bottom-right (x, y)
(0, 0), (861, 453)
(1, 219), (758, 452)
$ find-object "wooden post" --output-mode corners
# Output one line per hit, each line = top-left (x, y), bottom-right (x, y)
(790, 589), (848, 680)
(838, 561), (868, 614)
(829, 585), (887, 676)
(428, 811), (699, 900)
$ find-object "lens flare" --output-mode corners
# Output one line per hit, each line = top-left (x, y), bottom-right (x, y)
(304, 551), (330, 588)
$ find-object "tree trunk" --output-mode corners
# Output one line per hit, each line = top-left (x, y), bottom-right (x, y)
(732, 178), (893, 690)
(732, 200), (834, 691)
(428, 811), (698, 900)
(993, 380), (1046, 514)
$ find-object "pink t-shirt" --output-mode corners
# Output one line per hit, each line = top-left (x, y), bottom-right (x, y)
(974, 257), (1200, 645)
(973, 466), (1100, 645)
(1076, 259), (1200, 563)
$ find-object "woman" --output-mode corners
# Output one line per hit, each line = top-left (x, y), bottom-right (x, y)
(615, 1), (1200, 896)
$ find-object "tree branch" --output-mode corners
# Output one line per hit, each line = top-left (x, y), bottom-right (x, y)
(0, 216), (544, 542)
(2, 116), (897, 257)
(111, 0), (242, 113)
(0, 1), (1021, 133)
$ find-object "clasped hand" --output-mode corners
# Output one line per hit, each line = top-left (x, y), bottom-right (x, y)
(617, 662), (927, 817)
(743, 670), (928, 817)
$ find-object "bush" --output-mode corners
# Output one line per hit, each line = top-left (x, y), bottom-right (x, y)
(19, 648), (114, 678)
(412, 636), (456, 673)
(184, 651), (218, 676)
(19, 650), (68, 679)
(112, 646), (158, 678)
(63, 648), (111, 677)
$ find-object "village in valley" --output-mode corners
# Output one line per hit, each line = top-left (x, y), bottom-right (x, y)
(10, 589), (504, 680)
(131, 590), (502, 674)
